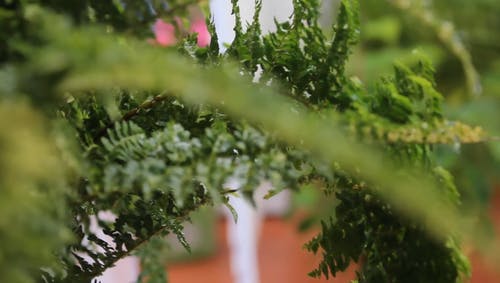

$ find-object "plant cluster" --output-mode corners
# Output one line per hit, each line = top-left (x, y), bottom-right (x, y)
(358, 0), (500, 207)
(0, 0), (490, 283)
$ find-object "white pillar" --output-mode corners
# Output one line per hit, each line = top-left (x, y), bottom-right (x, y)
(211, 2), (293, 283)
(210, 0), (293, 50)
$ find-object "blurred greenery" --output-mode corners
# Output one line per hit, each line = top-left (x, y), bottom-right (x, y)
(0, 102), (71, 283)
(0, 0), (499, 282)
(348, 0), (500, 207)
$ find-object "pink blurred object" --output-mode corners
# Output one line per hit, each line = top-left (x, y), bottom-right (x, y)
(152, 17), (210, 48)
(153, 19), (176, 46)
(190, 19), (211, 47)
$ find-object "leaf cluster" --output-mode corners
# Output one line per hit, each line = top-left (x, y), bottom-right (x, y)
(0, 1), (490, 283)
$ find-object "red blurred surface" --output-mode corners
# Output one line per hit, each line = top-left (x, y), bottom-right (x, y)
(168, 217), (356, 283)
(167, 187), (500, 283)
(469, 186), (500, 283)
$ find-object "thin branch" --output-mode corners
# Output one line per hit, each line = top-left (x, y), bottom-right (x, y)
(387, 0), (482, 96)
(94, 93), (170, 143)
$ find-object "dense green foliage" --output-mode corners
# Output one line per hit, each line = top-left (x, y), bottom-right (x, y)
(355, 0), (500, 207)
(0, 0), (495, 283)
